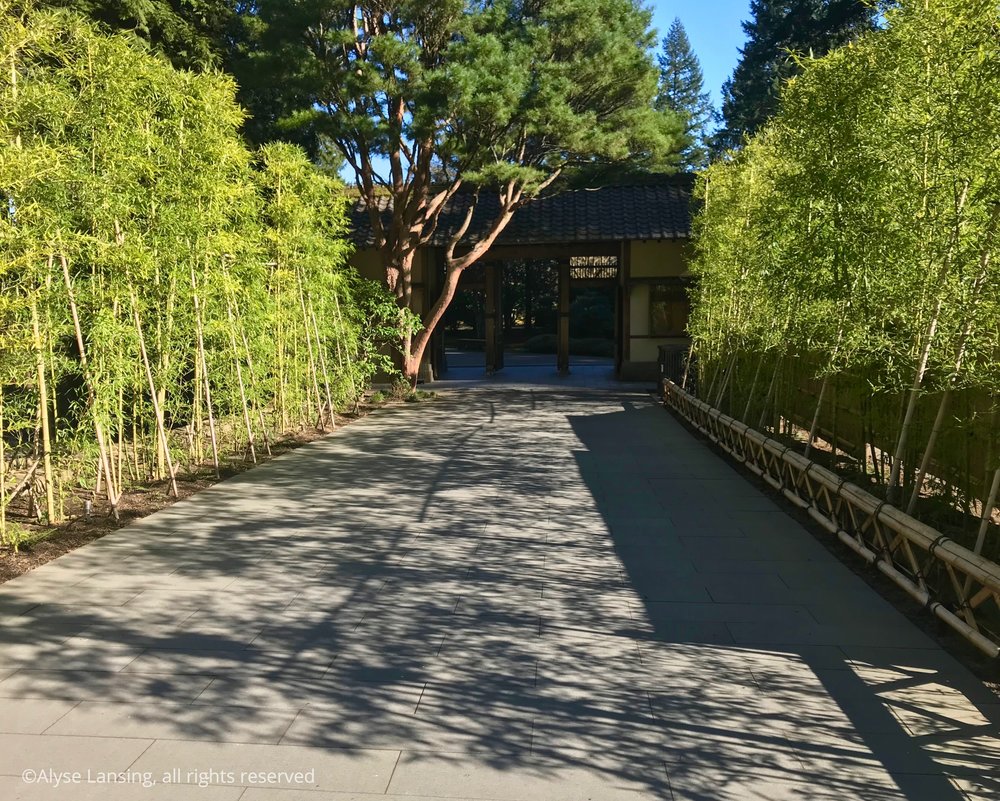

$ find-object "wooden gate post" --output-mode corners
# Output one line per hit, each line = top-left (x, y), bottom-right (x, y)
(558, 260), (570, 376)
(485, 263), (503, 375)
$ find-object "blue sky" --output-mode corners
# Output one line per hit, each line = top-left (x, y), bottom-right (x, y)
(646, 0), (753, 113)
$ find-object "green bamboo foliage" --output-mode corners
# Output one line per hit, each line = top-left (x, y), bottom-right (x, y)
(689, 0), (1000, 553)
(0, 3), (394, 544)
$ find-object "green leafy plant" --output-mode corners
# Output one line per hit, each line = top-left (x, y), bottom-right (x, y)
(689, 0), (1000, 552)
(0, 1), (397, 544)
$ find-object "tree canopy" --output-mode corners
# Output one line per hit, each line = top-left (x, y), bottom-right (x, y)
(229, 0), (682, 379)
(715, 0), (877, 152)
(690, 0), (1000, 513)
(0, 1), (396, 542)
(43, 0), (235, 68)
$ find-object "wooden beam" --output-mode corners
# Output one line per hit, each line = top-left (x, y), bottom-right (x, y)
(621, 240), (631, 363)
(473, 242), (621, 261)
(485, 263), (502, 375)
(558, 260), (570, 376)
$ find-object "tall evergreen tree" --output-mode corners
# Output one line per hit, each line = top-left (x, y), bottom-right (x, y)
(656, 17), (713, 170)
(715, 0), (877, 152)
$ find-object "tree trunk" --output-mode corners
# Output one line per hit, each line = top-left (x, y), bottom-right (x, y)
(404, 265), (464, 383)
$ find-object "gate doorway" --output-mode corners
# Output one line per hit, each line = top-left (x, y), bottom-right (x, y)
(439, 257), (618, 378)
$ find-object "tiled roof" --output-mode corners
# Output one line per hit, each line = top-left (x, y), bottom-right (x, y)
(350, 175), (694, 249)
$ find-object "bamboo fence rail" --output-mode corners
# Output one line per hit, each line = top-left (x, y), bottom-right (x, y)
(664, 379), (1000, 658)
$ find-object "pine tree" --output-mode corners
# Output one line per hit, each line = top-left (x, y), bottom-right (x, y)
(656, 18), (714, 170)
(715, 0), (877, 152)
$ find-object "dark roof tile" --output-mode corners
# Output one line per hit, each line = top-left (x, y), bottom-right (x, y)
(350, 175), (694, 249)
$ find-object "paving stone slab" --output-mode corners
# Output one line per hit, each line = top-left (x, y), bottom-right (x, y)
(130, 740), (400, 794)
(0, 669), (215, 704)
(0, 733), (153, 776)
(0, 775), (244, 801)
(45, 701), (299, 744)
(0, 698), (79, 734)
(386, 752), (671, 800)
(0, 383), (996, 800)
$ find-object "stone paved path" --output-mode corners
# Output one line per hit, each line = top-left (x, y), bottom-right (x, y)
(0, 385), (997, 800)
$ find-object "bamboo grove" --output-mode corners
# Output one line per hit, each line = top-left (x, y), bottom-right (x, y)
(688, 0), (1000, 557)
(0, 4), (399, 544)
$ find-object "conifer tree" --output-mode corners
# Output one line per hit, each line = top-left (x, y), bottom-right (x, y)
(715, 0), (877, 152)
(656, 18), (714, 170)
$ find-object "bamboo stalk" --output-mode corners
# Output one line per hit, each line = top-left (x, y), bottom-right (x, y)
(308, 298), (336, 430)
(960, 460), (1000, 604)
(296, 270), (325, 429)
(906, 206), (999, 514)
(804, 375), (829, 459)
(224, 294), (257, 464)
(757, 353), (780, 431)
(0, 385), (6, 541)
(741, 352), (764, 423)
(30, 297), (57, 523)
(236, 316), (273, 456)
(275, 274), (288, 431)
(887, 182), (972, 504)
(972, 467), (1000, 557)
(61, 253), (119, 518)
(713, 352), (738, 410)
(680, 341), (696, 392)
(190, 266), (220, 477)
(130, 385), (141, 481)
(332, 290), (359, 409)
(130, 292), (178, 497)
(6, 458), (40, 508)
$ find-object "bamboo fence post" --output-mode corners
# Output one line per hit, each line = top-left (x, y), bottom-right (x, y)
(130, 292), (179, 497)
(61, 253), (119, 517)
